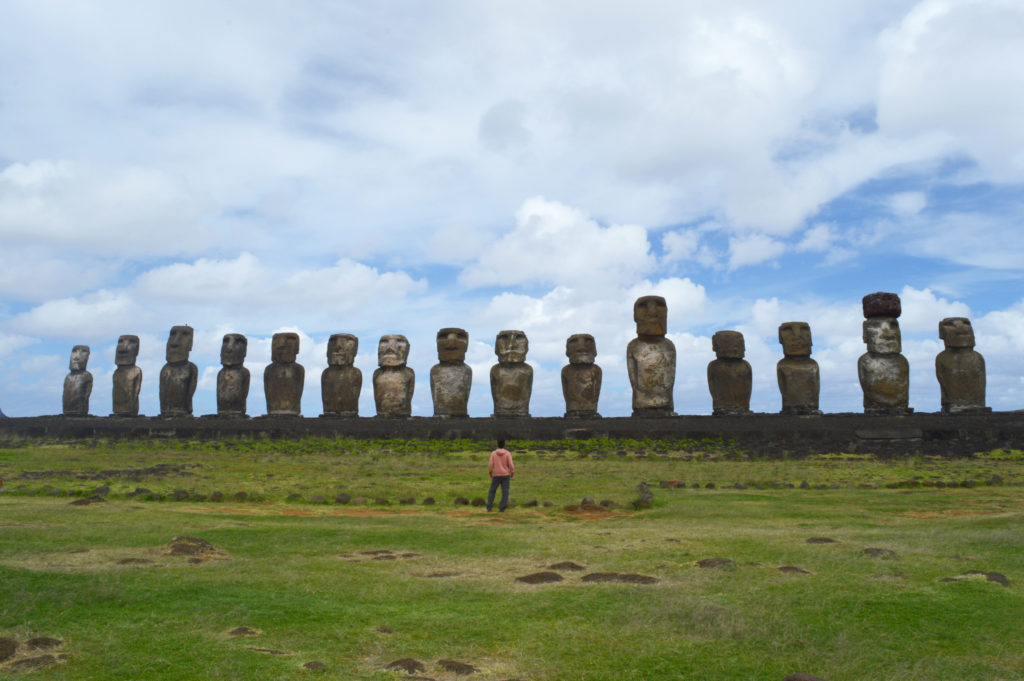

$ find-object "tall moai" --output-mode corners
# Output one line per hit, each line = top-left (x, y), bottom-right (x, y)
(627, 296), (676, 416)
(322, 333), (362, 417)
(858, 292), (911, 414)
(935, 317), (988, 413)
(217, 333), (250, 417)
(490, 330), (532, 417)
(111, 334), (142, 416)
(374, 334), (415, 417)
(561, 333), (601, 418)
(430, 328), (472, 418)
(62, 345), (93, 416)
(159, 325), (198, 417)
(265, 332), (304, 416)
(777, 321), (821, 415)
(707, 330), (752, 415)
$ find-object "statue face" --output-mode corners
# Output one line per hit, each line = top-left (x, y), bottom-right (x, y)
(220, 333), (247, 366)
(378, 334), (409, 367)
(436, 327), (468, 362)
(271, 333), (300, 363)
(778, 322), (812, 357)
(863, 318), (901, 354)
(495, 330), (528, 364)
(634, 295), (667, 336)
(566, 334), (596, 364)
(939, 317), (975, 349)
(712, 330), (745, 359)
(115, 335), (140, 366)
(328, 334), (358, 367)
(165, 325), (194, 363)
(69, 345), (90, 371)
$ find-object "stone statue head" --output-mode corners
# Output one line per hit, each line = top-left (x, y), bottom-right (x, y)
(165, 325), (194, 363)
(220, 333), (247, 367)
(712, 330), (745, 359)
(377, 334), (410, 368)
(495, 330), (528, 364)
(939, 317), (975, 349)
(566, 334), (597, 365)
(328, 334), (358, 367)
(115, 335), (140, 366)
(69, 345), (90, 372)
(778, 321), (812, 357)
(271, 332), (300, 363)
(863, 318), (901, 354)
(634, 296), (667, 336)
(436, 328), (468, 363)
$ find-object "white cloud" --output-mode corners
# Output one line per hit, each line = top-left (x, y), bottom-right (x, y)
(661, 229), (701, 263)
(728, 234), (786, 269)
(796, 223), (835, 252)
(888, 191), (927, 216)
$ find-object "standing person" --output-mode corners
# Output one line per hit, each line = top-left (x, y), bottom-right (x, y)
(487, 439), (514, 512)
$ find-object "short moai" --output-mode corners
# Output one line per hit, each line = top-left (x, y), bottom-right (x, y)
(159, 325), (198, 417)
(935, 317), (988, 413)
(490, 330), (533, 417)
(858, 292), (912, 414)
(217, 333), (250, 417)
(322, 334), (362, 417)
(111, 334), (143, 416)
(626, 295), (676, 416)
(707, 330), (752, 415)
(62, 345), (93, 416)
(374, 334), (415, 417)
(561, 333), (602, 418)
(264, 332), (304, 416)
(777, 321), (821, 415)
(430, 328), (472, 417)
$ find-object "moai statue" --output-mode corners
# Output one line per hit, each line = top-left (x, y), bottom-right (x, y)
(707, 330), (752, 415)
(490, 330), (533, 417)
(264, 332), (304, 415)
(373, 334), (415, 417)
(159, 325), (198, 417)
(430, 328), (472, 417)
(626, 296), (676, 416)
(935, 317), (988, 413)
(561, 333), (602, 418)
(217, 333), (250, 417)
(111, 334), (142, 416)
(777, 321), (821, 415)
(322, 333), (362, 417)
(62, 345), (93, 416)
(858, 292), (912, 414)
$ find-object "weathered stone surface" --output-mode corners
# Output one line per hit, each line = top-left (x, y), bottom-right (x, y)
(430, 328), (471, 417)
(562, 334), (602, 417)
(935, 317), (987, 414)
(322, 333), (361, 417)
(777, 321), (821, 415)
(491, 330), (532, 417)
(374, 334), (414, 417)
(264, 333), (304, 415)
(63, 345), (93, 416)
(217, 333), (250, 416)
(111, 334), (142, 416)
(708, 331), (752, 415)
(859, 317), (911, 414)
(160, 325), (198, 417)
(627, 296), (676, 416)
(862, 291), (901, 318)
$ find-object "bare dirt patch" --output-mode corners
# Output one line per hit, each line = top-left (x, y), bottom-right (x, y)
(387, 657), (427, 673)
(547, 561), (586, 571)
(438, 658), (479, 675)
(580, 572), (658, 584)
(515, 571), (564, 584)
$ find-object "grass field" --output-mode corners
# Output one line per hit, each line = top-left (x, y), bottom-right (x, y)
(2, 438), (1023, 681)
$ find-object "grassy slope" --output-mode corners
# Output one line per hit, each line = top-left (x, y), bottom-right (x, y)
(1, 439), (1023, 681)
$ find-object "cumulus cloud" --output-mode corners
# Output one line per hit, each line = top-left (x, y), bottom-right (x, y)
(728, 233), (786, 269)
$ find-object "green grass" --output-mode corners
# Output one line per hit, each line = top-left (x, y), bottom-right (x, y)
(1, 439), (1023, 680)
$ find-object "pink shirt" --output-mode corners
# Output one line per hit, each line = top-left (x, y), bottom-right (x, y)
(489, 448), (514, 477)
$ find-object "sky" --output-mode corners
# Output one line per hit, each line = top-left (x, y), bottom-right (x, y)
(1, 0), (1023, 419)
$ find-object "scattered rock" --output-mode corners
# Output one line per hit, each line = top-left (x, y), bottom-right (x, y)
(167, 536), (217, 556)
(470, 497), (486, 507)
(778, 566), (811, 575)
(92, 484), (111, 496)
(9, 654), (57, 671)
(233, 491), (248, 501)
(799, 481), (810, 489)
(387, 658), (427, 674)
(0, 637), (18, 662)
(422, 497), (435, 505)
(631, 482), (654, 509)
(399, 497), (415, 505)
(805, 537), (838, 544)
(522, 499), (538, 507)
(697, 557), (735, 569)
(334, 493), (351, 504)
(302, 660), (326, 670)
(228, 627), (260, 637)
(581, 496), (595, 506)
(210, 491), (224, 502)
(548, 561), (585, 571)
(581, 572), (658, 584)
(863, 548), (898, 559)
(599, 500), (617, 509)
(453, 497), (469, 506)
(438, 659), (479, 675)
(116, 558), (153, 565)
(309, 495), (326, 504)
(515, 571), (564, 584)
(542, 501), (554, 507)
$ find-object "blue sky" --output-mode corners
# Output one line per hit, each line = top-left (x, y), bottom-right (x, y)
(1, 0), (1023, 418)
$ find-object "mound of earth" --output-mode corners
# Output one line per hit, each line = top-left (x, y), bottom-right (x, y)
(515, 571), (564, 584)
(9, 654), (58, 671)
(697, 557), (735, 569)
(547, 561), (585, 571)
(302, 660), (326, 670)
(387, 657), (427, 673)
(581, 572), (658, 584)
(167, 536), (218, 557)
(228, 627), (260, 637)
(0, 638), (17, 662)
(940, 570), (1011, 587)
(438, 658), (479, 674)
(863, 548), (898, 559)
(778, 566), (811, 575)
(806, 537), (839, 544)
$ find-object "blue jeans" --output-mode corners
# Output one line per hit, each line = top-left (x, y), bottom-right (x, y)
(487, 475), (510, 511)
